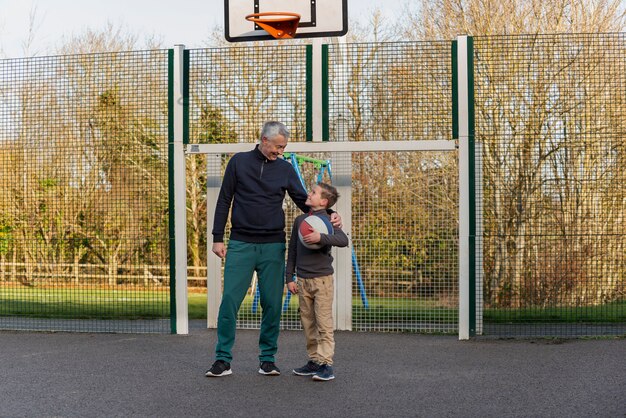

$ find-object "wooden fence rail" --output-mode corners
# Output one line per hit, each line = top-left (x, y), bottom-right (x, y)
(0, 262), (433, 296)
(0, 262), (209, 287)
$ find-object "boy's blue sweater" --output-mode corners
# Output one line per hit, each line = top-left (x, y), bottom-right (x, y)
(212, 145), (309, 244)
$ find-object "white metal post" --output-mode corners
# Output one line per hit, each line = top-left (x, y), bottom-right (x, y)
(206, 155), (222, 328)
(173, 45), (189, 334)
(330, 37), (353, 330)
(333, 117), (352, 330)
(457, 36), (471, 340)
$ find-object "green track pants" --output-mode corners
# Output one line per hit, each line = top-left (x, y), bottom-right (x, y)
(215, 240), (286, 363)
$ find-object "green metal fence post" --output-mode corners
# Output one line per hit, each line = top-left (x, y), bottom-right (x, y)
(168, 45), (189, 334)
(467, 36), (477, 338)
(322, 43), (329, 141)
(168, 49), (176, 334)
(306, 44), (313, 141)
(451, 40), (459, 140)
(309, 40), (325, 141)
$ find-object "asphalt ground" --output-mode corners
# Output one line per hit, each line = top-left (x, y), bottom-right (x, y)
(0, 327), (624, 417)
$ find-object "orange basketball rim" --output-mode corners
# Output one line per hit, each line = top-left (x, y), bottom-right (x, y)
(245, 12), (301, 39)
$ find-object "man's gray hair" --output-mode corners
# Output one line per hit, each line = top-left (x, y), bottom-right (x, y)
(260, 121), (290, 142)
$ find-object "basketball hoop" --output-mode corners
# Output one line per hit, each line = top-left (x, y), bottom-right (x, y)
(245, 12), (301, 39)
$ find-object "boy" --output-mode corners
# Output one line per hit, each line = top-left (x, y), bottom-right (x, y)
(286, 182), (349, 381)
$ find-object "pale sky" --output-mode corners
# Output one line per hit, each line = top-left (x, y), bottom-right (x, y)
(0, 0), (410, 58)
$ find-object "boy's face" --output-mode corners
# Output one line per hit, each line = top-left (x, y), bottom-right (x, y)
(306, 185), (328, 210)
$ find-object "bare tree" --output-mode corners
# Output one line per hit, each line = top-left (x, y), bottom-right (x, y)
(403, 1), (625, 307)
(56, 22), (140, 55)
(403, 0), (625, 39)
(186, 106), (238, 280)
(0, 24), (170, 286)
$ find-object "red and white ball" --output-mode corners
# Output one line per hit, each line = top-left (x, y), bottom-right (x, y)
(298, 215), (334, 249)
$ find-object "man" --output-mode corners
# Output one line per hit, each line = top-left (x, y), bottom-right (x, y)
(206, 121), (341, 377)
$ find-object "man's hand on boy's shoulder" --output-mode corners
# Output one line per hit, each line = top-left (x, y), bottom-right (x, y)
(329, 212), (342, 229)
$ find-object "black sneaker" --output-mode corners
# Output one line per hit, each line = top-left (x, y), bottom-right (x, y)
(205, 360), (232, 377)
(258, 361), (281, 376)
(293, 361), (321, 376)
(312, 364), (335, 381)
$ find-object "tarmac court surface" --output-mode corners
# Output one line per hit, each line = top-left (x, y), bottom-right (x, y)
(0, 327), (624, 417)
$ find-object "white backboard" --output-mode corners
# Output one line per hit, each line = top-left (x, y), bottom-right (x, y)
(225, 0), (348, 42)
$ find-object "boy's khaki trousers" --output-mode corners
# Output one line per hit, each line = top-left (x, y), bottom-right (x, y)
(297, 275), (335, 365)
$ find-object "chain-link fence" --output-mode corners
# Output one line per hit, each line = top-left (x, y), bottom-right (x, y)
(327, 42), (458, 332)
(187, 45), (311, 331)
(327, 41), (453, 141)
(473, 33), (626, 336)
(0, 51), (171, 333)
(188, 45), (310, 144)
(1, 33), (623, 337)
(190, 41), (459, 334)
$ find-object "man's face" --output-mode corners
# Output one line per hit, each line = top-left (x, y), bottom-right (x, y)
(260, 134), (287, 160)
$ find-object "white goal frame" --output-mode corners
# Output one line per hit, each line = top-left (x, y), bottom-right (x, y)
(191, 139), (459, 333)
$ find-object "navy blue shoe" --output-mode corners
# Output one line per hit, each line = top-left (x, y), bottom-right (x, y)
(312, 364), (335, 381)
(293, 361), (321, 376)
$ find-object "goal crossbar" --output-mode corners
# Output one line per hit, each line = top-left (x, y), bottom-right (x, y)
(186, 140), (457, 154)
